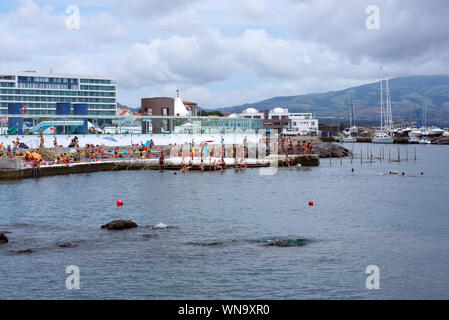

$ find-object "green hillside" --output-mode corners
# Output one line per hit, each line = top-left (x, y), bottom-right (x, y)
(219, 76), (449, 125)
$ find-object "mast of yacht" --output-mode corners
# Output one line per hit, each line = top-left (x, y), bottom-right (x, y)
(385, 74), (393, 132)
(380, 67), (384, 134)
(349, 88), (353, 130)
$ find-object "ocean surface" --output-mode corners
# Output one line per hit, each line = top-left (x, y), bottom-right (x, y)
(1, 143), (449, 299)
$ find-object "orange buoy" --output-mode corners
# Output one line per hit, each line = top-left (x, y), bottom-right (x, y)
(309, 201), (314, 206)
(117, 200), (123, 207)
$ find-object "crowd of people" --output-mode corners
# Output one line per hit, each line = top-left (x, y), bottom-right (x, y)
(1, 135), (317, 172)
(278, 137), (315, 155)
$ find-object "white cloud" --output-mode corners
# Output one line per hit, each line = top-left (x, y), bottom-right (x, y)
(0, 33), (28, 62)
(111, 0), (200, 19)
(5, 0), (64, 31)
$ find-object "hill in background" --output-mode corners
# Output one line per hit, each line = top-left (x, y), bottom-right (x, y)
(217, 76), (449, 126)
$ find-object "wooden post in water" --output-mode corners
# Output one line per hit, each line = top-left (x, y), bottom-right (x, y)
(406, 146), (409, 161)
(361, 148), (363, 165)
(389, 147), (391, 163)
(351, 145), (354, 164)
(380, 147), (382, 163)
(370, 147), (373, 164)
(329, 144), (332, 165)
(415, 146), (417, 161)
(398, 147), (400, 163)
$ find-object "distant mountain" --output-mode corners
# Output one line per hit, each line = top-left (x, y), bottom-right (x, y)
(218, 76), (449, 125)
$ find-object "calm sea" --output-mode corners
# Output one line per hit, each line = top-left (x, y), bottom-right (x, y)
(1, 143), (449, 299)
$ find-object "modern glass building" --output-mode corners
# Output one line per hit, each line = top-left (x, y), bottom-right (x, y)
(0, 71), (117, 117)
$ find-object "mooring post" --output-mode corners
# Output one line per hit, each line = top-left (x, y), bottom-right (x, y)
(389, 147), (391, 163)
(361, 148), (363, 165)
(351, 145), (354, 164)
(406, 146), (409, 161)
(415, 146), (417, 161)
(398, 147), (400, 163)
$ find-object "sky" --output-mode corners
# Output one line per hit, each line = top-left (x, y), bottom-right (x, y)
(1, 0), (449, 109)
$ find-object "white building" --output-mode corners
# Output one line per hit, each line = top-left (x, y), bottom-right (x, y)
(286, 112), (318, 135)
(230, 107), (318, 135)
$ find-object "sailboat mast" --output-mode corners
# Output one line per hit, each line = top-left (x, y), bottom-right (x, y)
(349, 89), (353, 129)
(385, 75), (392, 131)
(380, 67), (383, 133)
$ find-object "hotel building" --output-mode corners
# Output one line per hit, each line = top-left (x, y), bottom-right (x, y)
(0, 71), (117, 117)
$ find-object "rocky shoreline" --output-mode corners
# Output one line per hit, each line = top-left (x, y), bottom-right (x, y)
(315, 142), (351, 158)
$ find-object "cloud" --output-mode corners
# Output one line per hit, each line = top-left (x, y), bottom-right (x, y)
(5, 0), (64, 31)
(293, 0), (449, 64)
(238, 0), (269, 20)
(0, 33), (28, 62)
(111, 0), (200, 19)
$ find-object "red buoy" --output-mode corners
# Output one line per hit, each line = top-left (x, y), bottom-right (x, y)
(309, 201), (314, 206)
(117, 200), (123, 207)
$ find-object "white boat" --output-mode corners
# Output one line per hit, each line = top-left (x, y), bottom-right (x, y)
(443, 131), (449, 137)
(419, 139), (431, 144)
(372, 131), (394, 144)
(427, 127), (445, 136)
(341, 135), (356, 143)
(373, 68), (394, 144)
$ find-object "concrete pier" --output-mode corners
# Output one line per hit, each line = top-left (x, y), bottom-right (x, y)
(0, 154), (320, 180)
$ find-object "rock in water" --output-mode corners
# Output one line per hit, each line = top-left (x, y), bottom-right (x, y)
(101, 220), (138, 230)
(0, 232), (8, 243)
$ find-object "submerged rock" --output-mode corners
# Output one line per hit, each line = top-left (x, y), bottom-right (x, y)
(264, 238), (312, 247)
(12, 249), (34, 254)
(101, 219), (138, 230)
(57, 242), (76, 248)
(0, 232), (8, 243)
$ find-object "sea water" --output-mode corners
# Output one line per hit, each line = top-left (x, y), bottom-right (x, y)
(1, 143), (448, 299)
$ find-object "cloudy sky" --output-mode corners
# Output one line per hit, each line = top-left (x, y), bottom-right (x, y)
(1, 0), (448, 109)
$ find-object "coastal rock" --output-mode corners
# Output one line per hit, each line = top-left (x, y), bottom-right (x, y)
(101, 219), (138, 230)
(316, 142), (350, 158)
(0, 232), (8, 243)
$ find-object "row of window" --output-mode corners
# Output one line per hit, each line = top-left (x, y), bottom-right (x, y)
(80, 79), (115, 84)
(18, 76), (78, 84)
(18, 83), (77, 90)
(80, 85), (116, 91)
(0, 96), (116, 103)
(0, 109), (116, 116)
(0, 82), (15, 87)
(292, 121), (316, 126)
(0, 89), (115, 97)
(0, 102), (116, 109)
